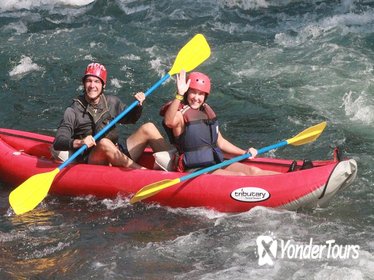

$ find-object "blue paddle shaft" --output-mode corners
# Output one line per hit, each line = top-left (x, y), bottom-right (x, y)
(58, 73), (171, 170)
(180, 140), (288, 182)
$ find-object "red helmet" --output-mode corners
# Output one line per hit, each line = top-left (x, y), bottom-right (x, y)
(188, 72), (211, 95)
(82, 63), (107, 86)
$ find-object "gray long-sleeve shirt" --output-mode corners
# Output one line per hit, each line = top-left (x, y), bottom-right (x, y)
(53, 94), (142, 151)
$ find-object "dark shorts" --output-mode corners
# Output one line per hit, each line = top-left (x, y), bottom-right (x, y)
(118, 139), (133, 160)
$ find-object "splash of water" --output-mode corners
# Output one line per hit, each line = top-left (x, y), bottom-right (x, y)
(9, 56), (42, 78)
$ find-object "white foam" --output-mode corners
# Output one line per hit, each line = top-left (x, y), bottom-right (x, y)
(145, 46), (168, 78)
(322, 10), (374, 33)
(121, 54), (141, 61)
(340, 0), (356, 12)
(212, 21), (255, 36)
(341, 91), (374, 125)
(1, 21), (28, 34)
(110, 78), (123, 89)
(0, 231), (27, 242)
(84, 54), (95, 61)
(149, 57), (164, 77)
(165, 206), (227, 220)
(9, 56), (42, 78)
(219, 0), (270, 10)
(101, 196), (130, 210)
(275, 7), (374, 48)
(61, 0), (95, 6)
(0, 0), (94, 12)
(28, 241), (71, 259)
(116, 0), (150, 15)
(314, 266), (364, 280)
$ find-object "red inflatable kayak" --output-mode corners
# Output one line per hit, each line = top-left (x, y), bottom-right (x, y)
(0, 128), (357, 213)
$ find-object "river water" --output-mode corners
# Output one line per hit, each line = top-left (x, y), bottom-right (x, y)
(0, 0), (373, 279)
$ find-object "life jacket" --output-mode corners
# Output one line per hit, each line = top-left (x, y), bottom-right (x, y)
(71, 94), (119, 144)
(160, 102), (224, 171)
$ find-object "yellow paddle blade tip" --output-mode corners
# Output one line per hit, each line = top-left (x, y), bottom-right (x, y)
(130, 178), (181, 204)
(168, 34), (211, 76)
(9, 168), (60, 215)
(288, 121), (327, 146)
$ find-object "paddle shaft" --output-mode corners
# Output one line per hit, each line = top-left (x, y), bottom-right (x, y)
(58, 73), (171, 170)
(180, 140), (288, 182)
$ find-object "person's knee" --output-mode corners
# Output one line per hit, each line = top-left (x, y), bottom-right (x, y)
(97, 138), (115, 151)
(247, 166), (264, 176)
(140, 122), (159, 137)
(142, 122), (157, 131)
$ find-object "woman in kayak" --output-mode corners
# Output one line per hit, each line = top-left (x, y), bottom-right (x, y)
(157, 70), (279, 176)
(53, 62), (171, 169)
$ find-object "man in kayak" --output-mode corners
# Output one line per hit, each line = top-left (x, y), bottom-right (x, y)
(157, 70), (279, 176)
(52, 62), (170, 169)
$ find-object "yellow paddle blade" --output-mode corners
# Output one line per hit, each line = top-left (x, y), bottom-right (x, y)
(130, 178), (181, 204)
(287, 121), (327, 146)
(9, 168), (60, 215)
(168, 34), (211, 76)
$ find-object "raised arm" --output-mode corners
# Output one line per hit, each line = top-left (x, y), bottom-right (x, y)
(163, 70), (190, 135)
